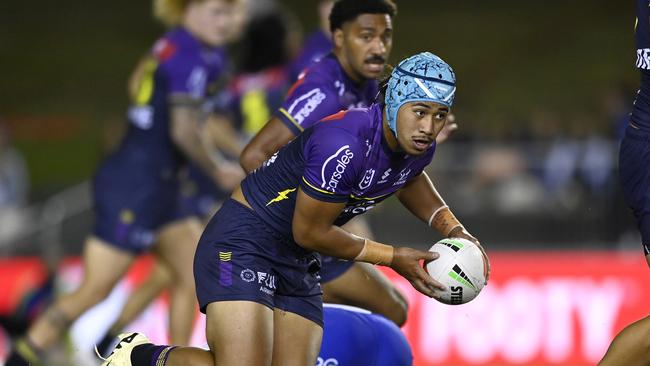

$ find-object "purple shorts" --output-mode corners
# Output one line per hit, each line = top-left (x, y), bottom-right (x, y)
(194, 199), (324, 326)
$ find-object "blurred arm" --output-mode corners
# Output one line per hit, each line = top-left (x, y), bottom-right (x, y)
(169, 103), (220, 181)
(240, 117), (296, 173)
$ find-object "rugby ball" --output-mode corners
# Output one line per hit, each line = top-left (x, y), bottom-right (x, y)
(425, 237), (487, 305)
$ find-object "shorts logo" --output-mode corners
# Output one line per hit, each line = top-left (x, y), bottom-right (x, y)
(358, 169), (375, 190)
(240, 269), (256, 282)
(219, 251), (233, 287)
(257, 271), (277, 295)
(287, 88), (327, 124)
(321, 145), (354, 193)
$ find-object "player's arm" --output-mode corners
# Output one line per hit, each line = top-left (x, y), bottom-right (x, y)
(204, 113), (244, 158)
(396, 172), (490, 278)
(169, 101), (234, 185)
(240, 74), (342, 172)
(292, 189), (444, 298)
(240, 117), (295, 173)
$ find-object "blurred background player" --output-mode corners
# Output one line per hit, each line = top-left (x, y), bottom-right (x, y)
(4, 0), (239, 364)
(100, 52), (488, 366)
(289, 0), (335, 82)
(317, 304), (412, 366)
(239, 0), (411, 326)
(598, 0), (650, 365)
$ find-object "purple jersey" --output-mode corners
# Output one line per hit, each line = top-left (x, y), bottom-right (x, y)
(241, 104), (436, 239)
(289, 30), (333, 82)
(276, 54), (379, 136)
(116, 27), (228, 170)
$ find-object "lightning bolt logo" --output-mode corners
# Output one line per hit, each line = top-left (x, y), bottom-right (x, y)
(266, 188), (296, 206)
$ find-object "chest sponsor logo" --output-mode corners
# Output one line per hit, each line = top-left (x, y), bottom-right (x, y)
(287, 88), (326, 124)
(358, 169), (375, 190)
(321, 145), (354, 193)
(392, 168), (412, 186)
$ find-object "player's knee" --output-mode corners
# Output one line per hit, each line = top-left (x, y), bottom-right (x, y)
(377, 289), (408, 326)
(386, 299), (408, 327)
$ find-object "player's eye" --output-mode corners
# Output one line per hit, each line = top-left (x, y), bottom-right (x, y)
(414, 109), (425, 117)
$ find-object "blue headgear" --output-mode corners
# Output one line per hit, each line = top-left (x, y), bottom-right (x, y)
(385, 52), (456, 137)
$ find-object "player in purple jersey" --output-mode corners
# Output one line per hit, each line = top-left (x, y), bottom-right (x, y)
(239, 0), (412, 327)
(5, 1), (239, 365)
(289, 0), (335, 82)
(599, 1), (650, 364)
(100, 52), (489, 366)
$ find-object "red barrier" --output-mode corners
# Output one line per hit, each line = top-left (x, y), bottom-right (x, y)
(0, 251), (647, 365)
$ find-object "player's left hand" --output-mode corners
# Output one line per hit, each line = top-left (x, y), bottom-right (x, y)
(448, 226), (490, 283)
(391, 247), (446, 298)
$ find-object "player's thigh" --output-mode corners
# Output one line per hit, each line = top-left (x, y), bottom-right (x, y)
(205, 301), (274, 366)
(155, 217), (203, 281)
(599, 315), (650, 366)
(322, 262), (408, 326)
(271, 308), (322, 366)
(77, 236), (134, 297)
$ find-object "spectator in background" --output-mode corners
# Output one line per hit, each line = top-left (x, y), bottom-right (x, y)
(0, 118), (29, 243)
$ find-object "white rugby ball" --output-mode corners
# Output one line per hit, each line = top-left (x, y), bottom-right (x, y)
(425, 237), (487, 305)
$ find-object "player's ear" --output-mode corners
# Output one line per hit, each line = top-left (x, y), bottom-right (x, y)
(333, 28), (344, 49)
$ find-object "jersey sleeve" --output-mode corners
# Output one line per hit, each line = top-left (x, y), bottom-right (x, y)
(155, 39), (208, 100)
(275, 73), (343, 135)
(300, 127), (362, 203)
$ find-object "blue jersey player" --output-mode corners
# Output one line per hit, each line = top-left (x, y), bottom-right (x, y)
(599, 1), (650, 365)
(318, 304), (412, 366)
(240, 0), (412, 327)
(101, 52), (489, 366)
(5, 1), (239, 365)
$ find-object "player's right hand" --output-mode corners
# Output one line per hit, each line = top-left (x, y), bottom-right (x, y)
(390, 247), (446, 298)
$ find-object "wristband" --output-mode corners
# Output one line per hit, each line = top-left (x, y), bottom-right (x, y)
(354, 239), (394, 266)
(428, 205), (463, 237)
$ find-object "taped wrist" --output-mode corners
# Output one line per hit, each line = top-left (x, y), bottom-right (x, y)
(428, 205), (463, 237)
(354, 239), (394, 266)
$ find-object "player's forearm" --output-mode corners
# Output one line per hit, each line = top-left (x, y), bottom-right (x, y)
(172, 124), (220, 179)
(397, 172), (464, 237)
(293, 224), (365, 260)
(397, 172), (447, 222)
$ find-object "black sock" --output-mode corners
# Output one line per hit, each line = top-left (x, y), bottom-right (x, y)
(96, 332), (118, 358)
(6, 338), (42, 366)
(131, 344), (176, 366)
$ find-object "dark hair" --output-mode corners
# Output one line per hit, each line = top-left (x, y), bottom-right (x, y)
(239, 10), (290, 73)
(329, 0), (397, 33)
